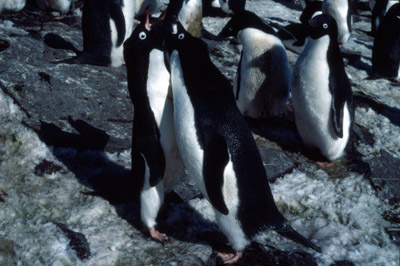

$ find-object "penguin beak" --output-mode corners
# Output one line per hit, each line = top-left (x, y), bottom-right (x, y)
(145, 6), (151, 31)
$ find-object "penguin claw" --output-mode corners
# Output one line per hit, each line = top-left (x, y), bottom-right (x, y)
(149, 227), (169, 243)
(217, 251), (243, 264)
(316, 161), (334, 168)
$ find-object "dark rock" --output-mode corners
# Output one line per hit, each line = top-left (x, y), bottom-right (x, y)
(259, 149), (296, 182)
(173, 173), (203, 202)
(0, 39), (10, 52)
(207, 243), (317, 266)
(367, 150), (400, 203)
(54, 222), (91, 260)
(0, 239), (18, 265)
(34, 159), (63, 176)
(331, 260), (355, 266)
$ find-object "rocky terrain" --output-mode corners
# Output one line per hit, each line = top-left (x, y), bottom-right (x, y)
(0, 0), (399, 265)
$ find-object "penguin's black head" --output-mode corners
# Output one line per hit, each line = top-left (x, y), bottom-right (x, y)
(307, 14), (338, 41)
(220, 0), (246, 14)
(165, 20), (197, 55)
(123, 7), (165, 64)
(218, 10), (275, 38)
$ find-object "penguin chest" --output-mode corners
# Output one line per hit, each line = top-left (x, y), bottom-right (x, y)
(147, 50), (184, 189)
(169, 51), (208, 195)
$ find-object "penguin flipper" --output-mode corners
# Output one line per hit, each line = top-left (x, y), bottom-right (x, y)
(235, 50), (243, 100)
(203, 133), (229, 215)
(275, 221), (322, 253)
(139, 133), (166, 187)
(109, 0), (126, 47)
(329, 75), (350, 138)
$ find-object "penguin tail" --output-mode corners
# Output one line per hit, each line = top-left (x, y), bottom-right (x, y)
(274, 221), (322, 253)
(44, 33), (81, 55)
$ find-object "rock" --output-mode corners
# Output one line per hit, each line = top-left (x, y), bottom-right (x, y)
(259, 149), (296, 182)
(331, 260), (355, 266)
(367, 149), (400, 203)
(55, 222), (91, 260)
(0, 239), (18, 265)
(34, 159), (64, 176)
(173, 173), (203, 202)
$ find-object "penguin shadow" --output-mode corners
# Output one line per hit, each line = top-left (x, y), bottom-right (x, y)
(32, 117), (236, 255)
(354, 92), (400, 127)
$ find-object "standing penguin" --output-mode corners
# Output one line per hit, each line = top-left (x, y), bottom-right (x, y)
(0, 0), (25, 13)
(218, 11), (290, 119)
(45, 0), (135, 67)
(291, 14), (354, 162)
(322, 0), (352, 45)
(166, 21), (321, 264)
(371, 2), (400, 81)
(124, 10), (185, 241)
(370, 0), (398, 35)
(33, 0), (71, 13)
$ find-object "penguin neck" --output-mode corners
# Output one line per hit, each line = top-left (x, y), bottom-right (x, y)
(303, 35), (330, 61)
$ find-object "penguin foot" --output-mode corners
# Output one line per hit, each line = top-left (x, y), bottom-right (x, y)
(149, 227), (169, 243)
(316, 161), (334, 168)
(217, 251), (243, 264)
(0, 189), (8, 202)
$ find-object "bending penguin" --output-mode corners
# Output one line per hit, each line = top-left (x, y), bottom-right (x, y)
(45, 0), (135, 67)
(218, 11), (290, 119)
(290, 14), (354, 163)
(322, 0), (352, 45)
(166, 21), (321, 264)
(0, 0), (25, 13)
(123, 9), (185, 241)
(371, 2), (400, 81)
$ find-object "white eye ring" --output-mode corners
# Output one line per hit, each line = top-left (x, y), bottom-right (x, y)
(139, 32), (146, 40)
(178, 33), (185, 40)
(323, 23), (328, 29)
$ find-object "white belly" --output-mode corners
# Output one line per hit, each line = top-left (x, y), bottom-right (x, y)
(291, 37), (350, 160)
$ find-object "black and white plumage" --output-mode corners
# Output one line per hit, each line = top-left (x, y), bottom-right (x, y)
(371, 2), (400, 81)
(0, 0), (25, 13)
(218, 0), (246, 14)
(291, 14), (354, 162)
(322, 0), (352, 45)
(219, 11), (290, 119)
(44, 0), (135, 67)
(123, 11), (184, 241)
(166, 21), (321, 264)
(166, 0), (203, 38)
(33, 0), (71, 13)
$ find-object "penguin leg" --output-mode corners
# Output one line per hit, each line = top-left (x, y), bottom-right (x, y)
(217, 251), (243, 264)
(316, 161), (335, 168)
(149, 227), (168, 242)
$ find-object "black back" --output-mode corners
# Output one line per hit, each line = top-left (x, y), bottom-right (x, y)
(82, 0), (126, 66)
(167, 22), (289, 237)
(308, 14), (354, 139)
(372, 3), (400, 79)
(218, 10), (276, 38)
(300, 0), (322, 24)
(371, 0), (389, 35)
(124, 19), (166, 187)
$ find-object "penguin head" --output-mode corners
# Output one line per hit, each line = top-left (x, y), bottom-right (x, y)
(218, 10), (275, 38)
(165, 20), (198, 55)
(124, 7), (166, 61)
(307, 14), (338, 41)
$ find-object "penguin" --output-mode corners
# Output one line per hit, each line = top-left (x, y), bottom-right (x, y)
(299, 0), (322, 24)
(322, 0), (352, 45)
(134, 0), (160, 17)
(44, 0), (135, 67)
(218, 11), (290, 119)
(166, 0), (203, 38)
(33, 0), (71, 14)
(166, 21), (321, 264)
(0, 0), (25, 13)
(218, 0), (246, 15)
(371, 2), (400, 81)
(202, 0), (225, 17)
(123, 9), (185, 241)
(290, 14), (354, 162)
(370, 0), (398, 36)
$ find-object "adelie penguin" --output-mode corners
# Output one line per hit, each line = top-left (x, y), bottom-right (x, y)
(166, 0), (203, 38)
(123, 9), (185, 241)
(0, 0), (25, 13)
(290, 14), (354, 164)
(322, 0), (352, 45)
(166, 21), (321, 264)
(45, 0), (135, 67)
(371, 2), (400, 81)
(369, 0), (398, 35)
(218, 11), (290, 119)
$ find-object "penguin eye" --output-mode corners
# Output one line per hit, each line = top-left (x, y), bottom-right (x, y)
(323, 23), (328, 29)
(139, 32), (147, 40)
(178, 33), (185, 40)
